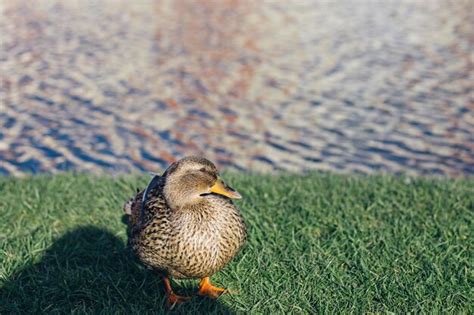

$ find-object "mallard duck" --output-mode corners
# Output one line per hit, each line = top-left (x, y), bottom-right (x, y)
(124, 156), (247, 307)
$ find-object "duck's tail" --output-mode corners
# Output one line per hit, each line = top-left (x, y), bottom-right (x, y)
(123, 198), (134, 215)
(123, 190), (144, 228)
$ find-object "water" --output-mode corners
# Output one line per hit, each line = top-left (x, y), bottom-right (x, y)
(1, 0), (473, 176)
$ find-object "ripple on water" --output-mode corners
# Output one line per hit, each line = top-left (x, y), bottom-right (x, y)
(0, 0), (472, 176)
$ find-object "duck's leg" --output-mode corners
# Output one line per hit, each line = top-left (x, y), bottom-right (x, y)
(198, 277), (229, 299)
(162, 276), (190, 308)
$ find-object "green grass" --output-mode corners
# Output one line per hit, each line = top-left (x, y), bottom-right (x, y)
(0, 173), (472, 314)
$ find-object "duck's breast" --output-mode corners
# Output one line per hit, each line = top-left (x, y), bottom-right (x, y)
(170, 198), (246, 278)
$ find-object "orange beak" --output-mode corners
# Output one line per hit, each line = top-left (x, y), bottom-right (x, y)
(209, 178), (242, 199)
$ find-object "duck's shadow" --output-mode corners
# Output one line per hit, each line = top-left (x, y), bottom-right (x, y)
(1, 223), (234, 314)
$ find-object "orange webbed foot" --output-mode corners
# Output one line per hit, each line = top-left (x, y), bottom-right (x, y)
(198, 277), (234, 299)
(162, 276), (191, 309)
(166, 292), (191, 309)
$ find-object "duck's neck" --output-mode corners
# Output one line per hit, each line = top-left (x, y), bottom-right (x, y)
(171, 199), (219, 225)
(179, 198), (213, 213)
(163, 185), (201, 210)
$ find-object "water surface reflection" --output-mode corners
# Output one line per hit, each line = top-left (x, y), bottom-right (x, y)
(1, 0), (473, 176)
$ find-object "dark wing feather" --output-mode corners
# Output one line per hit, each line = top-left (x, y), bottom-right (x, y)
(123, 174), (166, 230)
(141, 174), (162, 222)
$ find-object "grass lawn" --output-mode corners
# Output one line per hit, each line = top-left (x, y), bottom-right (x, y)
(0, 173), (472, 313)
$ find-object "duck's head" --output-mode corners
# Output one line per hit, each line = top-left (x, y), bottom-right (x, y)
(162, 156), (241, 209)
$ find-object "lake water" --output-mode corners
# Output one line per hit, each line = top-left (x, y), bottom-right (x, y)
(1, 0), (473, 176)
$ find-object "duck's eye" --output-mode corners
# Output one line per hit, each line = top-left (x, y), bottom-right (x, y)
(199, 168), (206, 172)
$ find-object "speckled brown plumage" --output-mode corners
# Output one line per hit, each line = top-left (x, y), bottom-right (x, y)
(124, 156), (247, 300)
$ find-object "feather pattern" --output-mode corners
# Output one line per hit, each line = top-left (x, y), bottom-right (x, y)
(124, 157), (247, 279)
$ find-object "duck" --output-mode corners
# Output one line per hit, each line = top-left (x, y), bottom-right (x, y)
(124, 156), (247, 308)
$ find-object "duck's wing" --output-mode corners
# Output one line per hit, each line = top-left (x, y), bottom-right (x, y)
(141, 174), (162, 220)
(123, 174), (166, 229)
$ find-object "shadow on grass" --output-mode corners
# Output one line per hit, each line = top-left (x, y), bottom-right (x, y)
(1, 225), (234, 314)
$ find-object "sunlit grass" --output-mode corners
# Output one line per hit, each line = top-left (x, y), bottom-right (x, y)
(0, 173), (472, 313)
